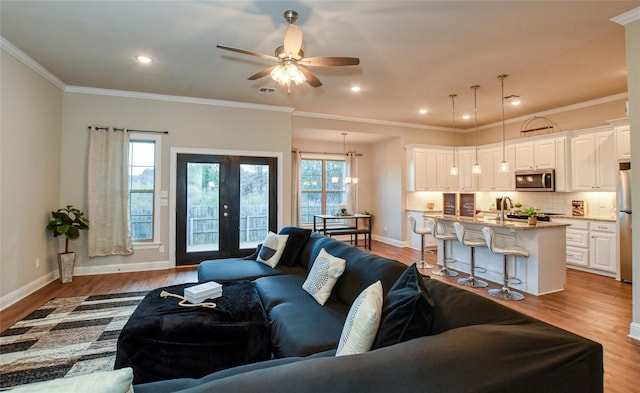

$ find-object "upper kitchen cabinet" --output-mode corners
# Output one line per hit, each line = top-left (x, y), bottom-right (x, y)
(477, 145), (514, 191)
(616, 125), (631, 160)
(608, 118), (631, 160)
(571, 130), (616, 191)
(457, 147), (477, 191)
(514, 139), (556, 170)
(406, 146), (456, 191)
(513, 137), (568, 191)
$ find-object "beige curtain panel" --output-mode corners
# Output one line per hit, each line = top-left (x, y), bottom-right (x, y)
(87, 126), (133, 257)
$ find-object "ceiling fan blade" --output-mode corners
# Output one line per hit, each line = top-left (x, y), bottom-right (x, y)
(283, 25), (303, 57)
(216, 45), (278, 61)
(298, 66), (323, 88)
(248, 66), (278, 80)
(299, 56), (360, 67)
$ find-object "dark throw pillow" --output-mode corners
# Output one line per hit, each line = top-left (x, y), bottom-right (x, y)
(372, 263), (435, 349)
(277, 227), (312, 266)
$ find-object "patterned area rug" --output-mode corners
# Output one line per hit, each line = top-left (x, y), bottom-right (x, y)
(0, 291), (146, 389)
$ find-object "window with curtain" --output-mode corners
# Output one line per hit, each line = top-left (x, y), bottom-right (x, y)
(300, 158), (347, 225)
(128, 134), (161, 243)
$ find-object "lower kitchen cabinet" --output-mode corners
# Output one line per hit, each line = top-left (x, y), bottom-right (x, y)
(554, 218), (617, 276)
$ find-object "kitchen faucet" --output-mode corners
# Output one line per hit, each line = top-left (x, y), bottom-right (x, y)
(499, 196), (513, 224)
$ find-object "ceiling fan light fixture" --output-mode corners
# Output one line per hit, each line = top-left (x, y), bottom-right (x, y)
(270, 63), (306, 86)
(136, 55), (152, 64)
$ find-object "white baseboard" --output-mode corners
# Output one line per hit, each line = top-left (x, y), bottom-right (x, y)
(372, 234), (404, 248)
(0, 260), (173, 311)
(73, 260), (172, 276)
(0, 271), (58, 311)
(629, 322), (640, 341)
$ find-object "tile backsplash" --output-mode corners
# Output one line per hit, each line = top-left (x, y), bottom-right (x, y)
(407, 191), (617, 219)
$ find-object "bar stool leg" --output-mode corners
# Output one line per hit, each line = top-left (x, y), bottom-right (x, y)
(488, 255), (524, 301)
(457, 247), (488, 288)
(433, 239), (458, 277)
(419, 234), (434, 269)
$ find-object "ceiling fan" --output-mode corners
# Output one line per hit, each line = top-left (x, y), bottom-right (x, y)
(217, 10), (360, 93)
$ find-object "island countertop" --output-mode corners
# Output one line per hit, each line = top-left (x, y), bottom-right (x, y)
(429, 214), (571, 230)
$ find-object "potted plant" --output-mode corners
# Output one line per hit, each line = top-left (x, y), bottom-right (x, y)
(513, 202), (522, 212)
(46, 205), (89, 283)
(523, 206), (538, 225)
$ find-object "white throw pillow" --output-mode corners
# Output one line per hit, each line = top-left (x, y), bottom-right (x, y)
(256, 231), (289, 268)
(336, 281), (383, 356)
(302, 248), (346, 305)
(10, 367), (134, 393)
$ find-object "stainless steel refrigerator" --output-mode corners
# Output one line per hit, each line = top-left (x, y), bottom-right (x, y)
(617, 162), (632, 283)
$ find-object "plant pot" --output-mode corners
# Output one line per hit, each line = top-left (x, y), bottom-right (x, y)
(57, 252), (75, 283)
(528, 217), (537, 225)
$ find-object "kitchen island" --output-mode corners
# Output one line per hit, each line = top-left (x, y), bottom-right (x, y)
(427, 215), (570, 296)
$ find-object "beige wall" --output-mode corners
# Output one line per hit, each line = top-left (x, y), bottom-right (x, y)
(60, 93), (292, 271)
(466, 98), (628, 147)
(1, 49), (63, 301)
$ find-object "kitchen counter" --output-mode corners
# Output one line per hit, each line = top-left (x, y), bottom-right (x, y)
(421, 214), (567, 296)
(435, 215), (570, 230)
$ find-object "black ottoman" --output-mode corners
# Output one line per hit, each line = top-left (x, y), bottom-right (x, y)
(114, 281), (270, 384)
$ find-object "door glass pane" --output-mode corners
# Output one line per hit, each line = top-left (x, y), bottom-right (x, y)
(187, 163), (219, 252)
(240, 164), (269, 248)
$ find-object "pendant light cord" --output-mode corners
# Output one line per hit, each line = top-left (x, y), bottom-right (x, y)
(450, 94), (457, 166)
(471, 85), (480, 164)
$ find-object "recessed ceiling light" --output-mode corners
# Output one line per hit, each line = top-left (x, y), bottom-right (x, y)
(419, 108), (427, 114)
(462, 114), (471, 120)
(350, 86), (361, 92)
(136, 55), (152, 64)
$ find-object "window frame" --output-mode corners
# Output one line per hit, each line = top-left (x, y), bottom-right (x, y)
(300, 154), (347, 226)
(129, 133), (162, 248)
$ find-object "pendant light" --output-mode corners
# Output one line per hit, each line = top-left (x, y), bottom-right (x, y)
(449, 93), (459, 175)
(497, 74), (510, 173)
(470, 85), (481, 175)
(331, 133), (358, 186)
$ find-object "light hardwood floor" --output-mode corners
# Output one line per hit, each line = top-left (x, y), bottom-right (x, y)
(1, 241), (638, 392)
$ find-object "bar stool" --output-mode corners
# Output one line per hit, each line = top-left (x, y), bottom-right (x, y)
(481, 227), (529, 301)
(407, 215), (434, 269)
(425, 218), (458, 277)
(452, 222), (488, 288)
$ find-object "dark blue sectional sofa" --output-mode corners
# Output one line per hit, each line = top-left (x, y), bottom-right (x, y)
(134, 229), (603, 393)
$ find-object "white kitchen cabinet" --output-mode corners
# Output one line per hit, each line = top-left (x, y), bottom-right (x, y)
(589, 222), (617, 274)
(616, 125), (631, 160)
(406, 146), (457, 191)
(514, 139), (556, 170)
(457, 147), (477, 190)
(571, 130), (616, 191)
(477, 146), (511, 191)
(436, 150), (457, 190)
(554, 218), (617, 276)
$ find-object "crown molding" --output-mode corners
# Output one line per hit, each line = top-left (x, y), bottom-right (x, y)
(476, 92), (629, 131)
(64, 86), (296, 113)
(0, 36), (66, 90)
(611, 7), (640, 25)
(292, 111), (455, 132)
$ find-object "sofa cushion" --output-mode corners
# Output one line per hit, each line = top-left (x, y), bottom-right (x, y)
(255, 275), (349, 358)
(302, 248), (346, 305)
(256, 232), (289, 267)
(336, 281), (383, 356)
(197, 258), (304, 282)
(372, 263), (435, 349)
(277, 227), (312, 266)
(320, 238), (407, 306)
(425, 278), (533, 335)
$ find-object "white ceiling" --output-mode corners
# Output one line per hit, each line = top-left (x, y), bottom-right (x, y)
(1, 1), (637, 131)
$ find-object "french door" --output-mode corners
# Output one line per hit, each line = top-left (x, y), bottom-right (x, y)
(176, 153), (277, 265)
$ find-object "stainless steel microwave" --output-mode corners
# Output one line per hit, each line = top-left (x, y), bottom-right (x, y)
(515, 169), (555, 191)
